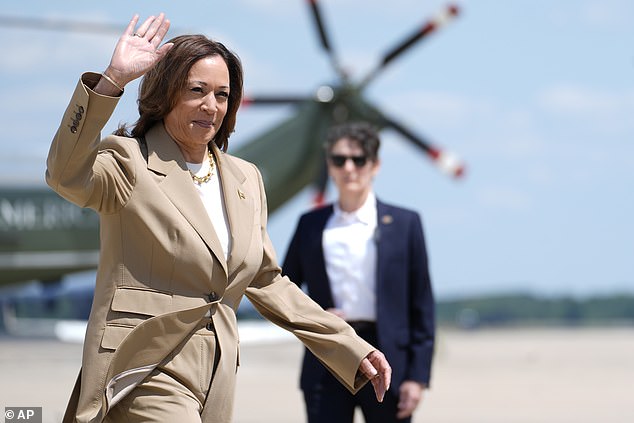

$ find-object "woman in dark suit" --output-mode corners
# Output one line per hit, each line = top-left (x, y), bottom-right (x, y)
(47, 14), (391, 423)
(283, 122), (435, 423)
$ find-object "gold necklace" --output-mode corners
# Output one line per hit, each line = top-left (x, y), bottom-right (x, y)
(190, 150), (215, 184)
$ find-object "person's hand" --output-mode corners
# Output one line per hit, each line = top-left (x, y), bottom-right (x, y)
(358, 350), (391, 402)
(396, 380), (425, 419)
(102, 14), (173, 91)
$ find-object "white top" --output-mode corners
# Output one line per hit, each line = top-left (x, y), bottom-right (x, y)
(186, 156), (231, 260)
(323, 192), (378, 321)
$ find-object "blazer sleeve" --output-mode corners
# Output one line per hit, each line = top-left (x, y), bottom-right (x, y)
(46, 72), (136, 213)
(244, 166), (375, 394)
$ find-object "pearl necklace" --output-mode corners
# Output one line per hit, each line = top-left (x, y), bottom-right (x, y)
(189, 150), (216, 184)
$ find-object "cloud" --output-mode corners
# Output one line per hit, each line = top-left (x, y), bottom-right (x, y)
(536, 84), (634, 132)
(388, 90), (495, 127)
(580, 0), (634, 29)
(0, 30), (114, 73)
(236, 0), (304, 18)
(547, 0), (634, 31)
(477, 185), (534, 212)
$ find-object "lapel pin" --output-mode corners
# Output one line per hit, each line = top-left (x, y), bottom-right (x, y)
(237, 189), (246, 200)
(381, 214), (393, 225)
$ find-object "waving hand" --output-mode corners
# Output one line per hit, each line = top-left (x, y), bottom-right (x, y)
(97, 14), (173, 95)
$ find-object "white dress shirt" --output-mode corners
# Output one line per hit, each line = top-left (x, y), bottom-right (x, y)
(186, 158), (231, 260)
(323, 192), (378, 322)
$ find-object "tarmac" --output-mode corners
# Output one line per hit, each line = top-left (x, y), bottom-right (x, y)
(1, 325), (633, 423)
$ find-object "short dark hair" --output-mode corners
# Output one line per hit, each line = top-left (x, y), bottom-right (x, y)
(114, 34), (243, 152)
(324, 122), (380, 161)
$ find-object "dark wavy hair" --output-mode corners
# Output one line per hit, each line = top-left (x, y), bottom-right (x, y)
(324, 121), (381, 161)
(114, 34), (243, 152)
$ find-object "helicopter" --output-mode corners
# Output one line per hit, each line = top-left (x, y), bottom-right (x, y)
(236, 1), (464, 210)
(0, 2), (464, 288)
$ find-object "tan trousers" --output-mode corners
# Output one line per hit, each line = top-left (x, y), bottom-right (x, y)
(105, 323), (218, 422)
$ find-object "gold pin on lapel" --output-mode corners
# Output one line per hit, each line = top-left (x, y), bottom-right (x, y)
(381, 214), (393, 225)
(237, 189), (246, 199)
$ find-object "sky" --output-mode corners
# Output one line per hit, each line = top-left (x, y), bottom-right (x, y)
(0, 0), (632, 299)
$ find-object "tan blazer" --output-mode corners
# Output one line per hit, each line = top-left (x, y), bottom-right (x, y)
(47, 73), (374, 423)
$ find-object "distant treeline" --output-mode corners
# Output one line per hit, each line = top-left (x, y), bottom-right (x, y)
(2, 287), (634, 332)
(437, 293), (634, 328)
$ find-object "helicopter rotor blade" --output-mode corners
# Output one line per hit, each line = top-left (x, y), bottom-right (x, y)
(382, 114), (465, 178)
(360, 3), (460, 88)
(307, 0), (332, 55)
(0, 14), (189, 36)
(306, 0), (347, 81)
(241, 96), (311, 106)
(0, 14), (124, 35)
(242, 85), (336, 107)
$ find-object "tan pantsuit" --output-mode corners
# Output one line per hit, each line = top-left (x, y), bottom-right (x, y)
(47, 73), (375, 423)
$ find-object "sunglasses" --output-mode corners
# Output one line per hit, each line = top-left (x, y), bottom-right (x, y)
(328, 154), (369, 168)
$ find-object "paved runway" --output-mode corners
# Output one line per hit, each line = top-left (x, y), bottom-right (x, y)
(1, 325), (633, 422)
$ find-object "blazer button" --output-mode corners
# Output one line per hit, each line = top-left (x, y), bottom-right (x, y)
(208, 291), (219, 302)
(75, 112), (82, 120)
(70, 126), (77, 134)
(206, 322), (214, 331)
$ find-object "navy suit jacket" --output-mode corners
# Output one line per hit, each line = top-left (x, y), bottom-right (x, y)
(282, 199), (435, 393)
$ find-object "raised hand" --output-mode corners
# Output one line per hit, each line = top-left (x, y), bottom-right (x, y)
(100, 14), (173, 93)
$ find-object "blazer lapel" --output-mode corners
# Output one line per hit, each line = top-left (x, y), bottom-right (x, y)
(144, 123), (228, 277)
(313, 206), (336, 308)
(212, 146), (255, 279)
(375, 200), (394, 291)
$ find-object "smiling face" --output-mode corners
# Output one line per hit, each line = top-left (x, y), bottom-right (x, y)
(164, 55), (230, 162)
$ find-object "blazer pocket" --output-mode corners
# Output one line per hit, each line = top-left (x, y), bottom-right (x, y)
(110, 286), (172, 317)
(100, 323), (134, 351)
